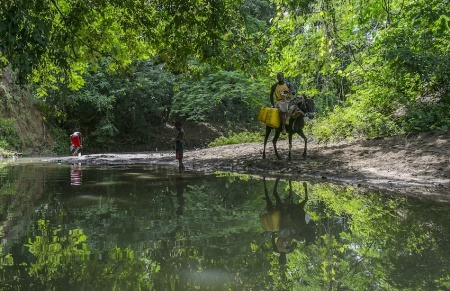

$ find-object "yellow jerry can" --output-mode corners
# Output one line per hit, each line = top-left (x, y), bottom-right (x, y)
(258, 107), (280, 128)
(258, 107), (268, 123)
(259, 210), (281, 231)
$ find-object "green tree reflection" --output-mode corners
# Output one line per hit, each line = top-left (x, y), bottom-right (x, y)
(260, 181), (450, 290)
(1, 166), (449, 290)
(2, 218), (160, 289)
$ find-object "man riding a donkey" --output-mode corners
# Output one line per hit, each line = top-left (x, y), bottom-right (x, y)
(264, 72), (315, 160)
(270, 72), (295, 134)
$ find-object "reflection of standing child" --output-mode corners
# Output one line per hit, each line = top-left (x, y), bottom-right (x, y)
(174, 121), (185, 172)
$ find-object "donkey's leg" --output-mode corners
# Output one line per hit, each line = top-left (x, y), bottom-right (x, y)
(263, 126), (273, 159)
(287, 180), (294, 203)
(263, 177), (275, 211)
(303, 181), (309, 201)
(273, 178), (282, 206)
(288, 132), (294, 160)
(272, 130), (282, 160)
(298, 129), (308, 157)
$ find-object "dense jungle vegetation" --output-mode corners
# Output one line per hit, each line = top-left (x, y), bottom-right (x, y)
(0, 0), (449, 154)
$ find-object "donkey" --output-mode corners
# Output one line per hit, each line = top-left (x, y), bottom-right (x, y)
(263, 97), (315, 160)
(259, 178), (315, 265)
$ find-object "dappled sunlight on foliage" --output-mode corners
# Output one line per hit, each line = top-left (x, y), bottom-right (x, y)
(209, 131), (262, 147)
(268, 0), (449, 142)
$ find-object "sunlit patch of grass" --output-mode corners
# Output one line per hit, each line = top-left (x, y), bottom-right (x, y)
(208, 131), (262, 147)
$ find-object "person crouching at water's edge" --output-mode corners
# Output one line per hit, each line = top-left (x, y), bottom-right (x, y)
(70, 131), (83, 156)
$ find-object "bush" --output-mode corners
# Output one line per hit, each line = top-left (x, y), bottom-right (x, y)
(0, 118), (22, 151)
(209, 131), (262, 147)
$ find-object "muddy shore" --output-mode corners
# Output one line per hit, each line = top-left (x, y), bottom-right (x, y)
(44, 131), (450, 204)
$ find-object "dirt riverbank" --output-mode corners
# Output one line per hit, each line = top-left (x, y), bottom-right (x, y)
(44, 130), (450, 204)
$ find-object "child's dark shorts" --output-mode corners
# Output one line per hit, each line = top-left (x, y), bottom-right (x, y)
(176, 141), (183, 159)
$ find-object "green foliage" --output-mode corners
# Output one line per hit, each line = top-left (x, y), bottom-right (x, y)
(217, 0), (274, 76)
(0, 0), (245, 93)
(171, 70), (267, 126)
(400, 101), (450, 132)
(0, 117), (22, 152)
(47, 60), (175, 149)
(311, 102), (401, 142)
(2, 0), (449, 147)
(267, 0), (450, 142)
(209, 131), (263, 147)
(0, 83), (15, 111)
(90, 116), (119, 145)
(23, 219), (160, 289)
(45, 125), (70, 155)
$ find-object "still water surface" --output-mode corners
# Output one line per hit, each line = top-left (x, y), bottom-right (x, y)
(0, 160), (449, 290)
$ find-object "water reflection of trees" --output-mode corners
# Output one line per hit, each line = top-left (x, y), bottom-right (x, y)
(0, 167), (449, 290)
(0, 164), (50, 252)
(263, 181), (450, 290)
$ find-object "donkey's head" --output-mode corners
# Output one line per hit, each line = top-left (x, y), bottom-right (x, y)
(290, 95), (315, 117)
(304, 97), (315, 118)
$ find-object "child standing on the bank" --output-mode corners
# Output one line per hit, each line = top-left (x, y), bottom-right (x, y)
(174, 121), (185, 172)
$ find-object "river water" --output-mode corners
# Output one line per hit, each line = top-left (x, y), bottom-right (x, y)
(0, 159), (449, 290)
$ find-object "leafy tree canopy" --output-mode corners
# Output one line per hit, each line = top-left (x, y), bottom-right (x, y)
(0, 0), (245, 93)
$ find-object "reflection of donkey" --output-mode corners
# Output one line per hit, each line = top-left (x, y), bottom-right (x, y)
(260, 177), (315, 265)
(263, 97), (315, 160)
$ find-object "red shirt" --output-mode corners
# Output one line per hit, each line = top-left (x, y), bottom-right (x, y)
(70, 132), (82, 147)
